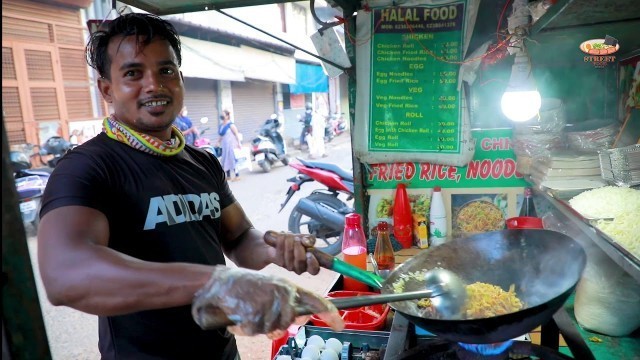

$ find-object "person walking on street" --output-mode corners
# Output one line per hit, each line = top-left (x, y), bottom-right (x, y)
(174, 106), (197, 145)
(218, 110), (242, 181)
(308, 107), (328, 159)
(299, 102), (313, 149)
(36, 13), (343, 360)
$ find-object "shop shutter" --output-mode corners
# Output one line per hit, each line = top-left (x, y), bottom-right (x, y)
(59, 48), (93, 120)
(231, 80), (275, 140)
(183, 77), (219, 142)
(2, 46), (26, 144)
(2, 87), (26, 144)
(2, 16), (53, 43)
(2, 0), (81, 26)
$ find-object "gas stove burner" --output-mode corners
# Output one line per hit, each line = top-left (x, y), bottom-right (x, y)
(396, 340), (575, 360)
(457, 340), (514, 357)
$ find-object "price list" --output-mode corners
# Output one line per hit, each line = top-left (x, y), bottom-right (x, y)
(369, 3), (464, 154)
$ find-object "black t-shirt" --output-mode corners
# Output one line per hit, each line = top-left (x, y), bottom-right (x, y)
(41, 133), (238, 360)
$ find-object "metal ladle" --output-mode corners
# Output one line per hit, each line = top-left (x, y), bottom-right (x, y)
(206, 267), (467, 328)
(321, 267), (467, 319)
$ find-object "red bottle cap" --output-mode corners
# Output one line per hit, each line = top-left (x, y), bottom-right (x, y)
(345, 213), (361, 227)
(377, 221), (389, 231)
(433, 186), (441, 192)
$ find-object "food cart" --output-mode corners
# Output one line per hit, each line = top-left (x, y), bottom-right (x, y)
(2, 0), (639, 359)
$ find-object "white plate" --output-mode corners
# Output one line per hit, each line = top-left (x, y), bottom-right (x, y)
(20, 200), (37, 212)
(254, 153), (265, 161)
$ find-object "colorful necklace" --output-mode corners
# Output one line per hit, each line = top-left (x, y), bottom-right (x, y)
(102, 115), (185, 157)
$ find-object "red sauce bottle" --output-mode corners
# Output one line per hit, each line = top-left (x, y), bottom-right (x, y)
(393, 183), (413, 248)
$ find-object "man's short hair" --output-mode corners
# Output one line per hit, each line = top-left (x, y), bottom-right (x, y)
(86, 13), (181, 79)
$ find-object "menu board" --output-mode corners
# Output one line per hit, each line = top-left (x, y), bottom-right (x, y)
(369, 4), (465, 154)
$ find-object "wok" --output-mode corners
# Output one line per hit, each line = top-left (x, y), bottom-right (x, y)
(315, 229), (586, 344)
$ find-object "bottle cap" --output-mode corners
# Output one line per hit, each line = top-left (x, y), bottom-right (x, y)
(433, 186), (441, 192)
(377, 221), (389, 231)
(345, 213), (361, 227)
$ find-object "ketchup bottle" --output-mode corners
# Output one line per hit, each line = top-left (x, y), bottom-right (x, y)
(393, 183), (413, 248)
(341, 213), (369, 292)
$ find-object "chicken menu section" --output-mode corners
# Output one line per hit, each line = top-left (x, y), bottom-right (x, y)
(369, 3), (464, 154)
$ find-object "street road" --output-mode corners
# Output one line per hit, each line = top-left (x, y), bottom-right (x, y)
(26, 134), (353, 360)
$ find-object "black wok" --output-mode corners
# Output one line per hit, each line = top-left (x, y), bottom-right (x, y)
(373, 229), (586, 344)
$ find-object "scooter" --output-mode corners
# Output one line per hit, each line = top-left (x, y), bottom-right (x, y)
(10, 149), (49, 232)
(251, 114), (289, 172)
(37, 136), (74, 168)
(194, 127), (222, 159)
(329, 112), (347, 136)
(279, 158), (354, 255)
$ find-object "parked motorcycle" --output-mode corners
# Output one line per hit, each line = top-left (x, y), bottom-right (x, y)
(279, 157), (354, 255)
(38, 136), (74, 168)
(329, 112), (347, 136)
(10, 149), (49, 232)
(194, 118), (223, 159)
(251, 114), (289, 172)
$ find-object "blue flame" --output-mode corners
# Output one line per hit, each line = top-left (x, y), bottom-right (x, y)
(458, 340), (515, 356)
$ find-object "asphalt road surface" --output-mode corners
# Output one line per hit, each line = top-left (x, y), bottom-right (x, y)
(26, 133), (353, 360)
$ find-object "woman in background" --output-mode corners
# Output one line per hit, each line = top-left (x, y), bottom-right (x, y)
(218, 110), (242, 181)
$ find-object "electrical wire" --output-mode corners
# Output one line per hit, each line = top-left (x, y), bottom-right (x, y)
(215, 9), (350, 72)
(403, 18), (512, 65)
(310, 0), (346, 34)
(497, 0), (514, 42)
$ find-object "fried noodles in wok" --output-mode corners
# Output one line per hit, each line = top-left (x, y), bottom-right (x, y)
(394, 271), (524, 319)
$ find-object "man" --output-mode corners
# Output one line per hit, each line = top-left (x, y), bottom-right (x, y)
(174, 105), (197, 145)
(37, 13), (343, 360)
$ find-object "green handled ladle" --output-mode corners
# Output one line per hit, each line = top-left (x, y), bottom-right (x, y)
(204, 246), (467, 328)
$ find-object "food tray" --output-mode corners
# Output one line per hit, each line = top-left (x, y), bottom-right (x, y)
(310, 291), (390, 331)
(598, 144), (640, 186)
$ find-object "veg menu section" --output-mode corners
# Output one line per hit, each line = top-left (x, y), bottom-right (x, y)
(369, 4), (464, 154)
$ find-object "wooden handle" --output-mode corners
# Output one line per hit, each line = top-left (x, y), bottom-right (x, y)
(263, 231), (335, 270)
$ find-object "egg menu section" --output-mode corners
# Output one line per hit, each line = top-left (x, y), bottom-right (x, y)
(369, 3), (465, 154)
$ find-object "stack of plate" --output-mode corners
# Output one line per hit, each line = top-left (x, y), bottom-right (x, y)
(529, 150), (607, 198)
(599, 144), (640, 186)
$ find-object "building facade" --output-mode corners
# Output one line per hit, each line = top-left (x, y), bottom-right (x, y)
(2, 0), (344, 147)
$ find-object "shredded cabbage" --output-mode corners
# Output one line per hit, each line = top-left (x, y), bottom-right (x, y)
(595, 212), (640, 259)
(569, 186), (640, 219)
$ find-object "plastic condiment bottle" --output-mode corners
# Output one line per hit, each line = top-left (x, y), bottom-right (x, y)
(341, 213), (369, 292)
(374, 221), (395, 278)
(393, 183), (413, 249)
(429, 186), (447, 247)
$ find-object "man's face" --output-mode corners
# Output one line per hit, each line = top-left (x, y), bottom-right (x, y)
(98, 35), (184, 139)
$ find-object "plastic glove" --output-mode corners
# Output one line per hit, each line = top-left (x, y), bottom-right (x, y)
(192, 265), (344, 336)
(264, 230), (320, 275)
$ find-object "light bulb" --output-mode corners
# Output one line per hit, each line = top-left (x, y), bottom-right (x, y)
(501, 90), (542, 122)
(501, 50), (542, 122)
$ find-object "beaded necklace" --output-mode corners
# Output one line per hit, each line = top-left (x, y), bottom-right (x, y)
(102, 115), (185, 156)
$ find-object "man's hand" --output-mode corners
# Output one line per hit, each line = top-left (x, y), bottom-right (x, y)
(191, 266), (344, 336)
(264, 231), (320, 275)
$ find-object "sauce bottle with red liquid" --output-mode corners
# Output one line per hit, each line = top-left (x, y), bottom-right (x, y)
(374, 221), (395, 278)
(393, 183), (413, 249)
(341, 213), (369, 292)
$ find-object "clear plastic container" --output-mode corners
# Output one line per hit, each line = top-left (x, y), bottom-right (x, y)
(341, 213), (369, 292)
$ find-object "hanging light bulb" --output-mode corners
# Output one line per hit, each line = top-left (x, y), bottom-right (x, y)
(501, 51), (541, 122)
